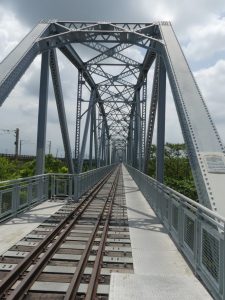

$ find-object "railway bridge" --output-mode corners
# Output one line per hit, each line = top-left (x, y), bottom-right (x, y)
(0, 21), (224, 299)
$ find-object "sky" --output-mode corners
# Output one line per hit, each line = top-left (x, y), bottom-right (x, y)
(0, 0), (225, 155)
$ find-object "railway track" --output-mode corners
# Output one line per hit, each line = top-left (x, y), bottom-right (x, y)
(0, 165), (133, 299)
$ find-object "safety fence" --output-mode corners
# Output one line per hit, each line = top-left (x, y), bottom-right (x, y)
(0, 164), (115, 223)
(50, 164), (115, 200)
(126, 164), (225, 300)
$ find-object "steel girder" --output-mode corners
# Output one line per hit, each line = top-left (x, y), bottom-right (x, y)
(1, 20), (225, 216)
(35, 51), (50, 175)
(144, 56), (160, 173)
(74, 71), (83, 173)
(158, 22), (225, 215)
(78, 89), (96, 173)
(49, 49), (74, 174)
(156, 56), (166, 183)
(0, 22), (51, 106)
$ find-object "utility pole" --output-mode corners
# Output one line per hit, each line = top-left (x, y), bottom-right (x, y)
(0, 128), (19, 157)
(19, 140), (22, 156)
(48, 140), (51, 155)
(15, 128), (19, 157)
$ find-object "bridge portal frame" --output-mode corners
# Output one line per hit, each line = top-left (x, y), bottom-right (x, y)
(0, 20), (225, 216)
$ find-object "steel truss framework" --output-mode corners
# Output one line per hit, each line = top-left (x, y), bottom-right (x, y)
(1, 20), (225, 216)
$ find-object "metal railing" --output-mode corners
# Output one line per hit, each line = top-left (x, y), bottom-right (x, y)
(0, 164), (116, 223)
(126, 164), (225, 300)
(50, 164), (115, 200)
(0, 175), (49, 222)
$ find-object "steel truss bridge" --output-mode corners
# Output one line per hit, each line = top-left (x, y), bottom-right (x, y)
(0, 20), (225, 299)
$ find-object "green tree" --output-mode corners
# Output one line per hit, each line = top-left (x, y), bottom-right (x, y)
(0, 157), (19, 181)
(147, 143), (197, 200)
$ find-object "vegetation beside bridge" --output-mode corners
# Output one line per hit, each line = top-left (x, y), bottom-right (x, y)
(0, 144), (197, 200)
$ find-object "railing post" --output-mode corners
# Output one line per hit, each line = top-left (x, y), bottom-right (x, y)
(69, 175), (72, 200)
(74, 175), (79, 201)
(223, 224), (225, 300)
(219, 234), (224, 296)
(50, 175), (55, 199)
(38, 176), (43, 202)
(28, 178), (32, 207)
(178, 202), (184, 248)
(12, 183), (19, 215)
(195, 208), (202, 275)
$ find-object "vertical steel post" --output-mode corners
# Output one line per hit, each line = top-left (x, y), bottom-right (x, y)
(36, 51), (49, 175)
(131, 114), (135, 166)
(107, 138), (110, 165)
(133, 106), (138, 167)
(49, 49), (74, 174)
(126, 142), (128, 163)
(111, 142), (115, 164)
(141, 77), (147, 171)
(129, 114), (134, 165)
(127, 115), (133, 164)
(102, 125), (106, 165)
(134, 89), (141, 170)
(100, 122), (105, 166)
(144, 57), (160, 174)
(75, 71), (83, 173)
(156, 57), (166, 183)
(97, 114), (102, 168)
(79, 89), (95, 173)
(89, 96), (97, 169)
(93, 105), (98, 168)
(89, 107), (94, 169)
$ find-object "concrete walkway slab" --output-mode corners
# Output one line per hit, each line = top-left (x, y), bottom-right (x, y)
(109, 273), (212, 300)
(0, 200), (64, 255)
(109, 165), (212, 300)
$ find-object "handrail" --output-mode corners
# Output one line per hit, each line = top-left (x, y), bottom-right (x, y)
(128, 165), (225, 224)
(0, 164), (117, 223)
(126, 163), (225, 300)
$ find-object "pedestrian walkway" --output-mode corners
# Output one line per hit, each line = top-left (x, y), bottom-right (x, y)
(109, 165), (212, 300)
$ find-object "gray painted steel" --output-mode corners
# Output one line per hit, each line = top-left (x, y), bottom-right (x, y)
(126, 164), (224, 300)
(0, 22), (50, 105)
(0, 20), (225, 215)
(144, 57), (159, 173)
(159, 22), (225, 215)
(156, 57), (166, 183)
(0, 164), (115, 222)
(36, 51), (50, 175)
(50, 49), (74, 174)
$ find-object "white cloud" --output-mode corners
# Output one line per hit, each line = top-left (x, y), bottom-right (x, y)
(0, 9), (78, 155)
(184, 17), (225, 61)
(0, 5), (29, 62)
(195, 60), (225, 142)
(1, 1), (225, 155)
(140, 0), (225, 39)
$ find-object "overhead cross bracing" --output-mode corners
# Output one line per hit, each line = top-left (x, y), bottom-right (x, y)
(1, 20), (225, 217)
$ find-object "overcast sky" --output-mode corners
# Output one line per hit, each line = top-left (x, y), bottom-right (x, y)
(0, 0), (225, 155)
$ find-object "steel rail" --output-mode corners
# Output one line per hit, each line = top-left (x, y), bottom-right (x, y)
(6, 168), (117, 300)
(64, 166), (121, 299)
(0, 166), (116, 299)
(86, 167), (120, 300)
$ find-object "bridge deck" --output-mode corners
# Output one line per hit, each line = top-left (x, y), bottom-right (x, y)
(109, 165), (212, 300)
(0, 200), (64, 255)
(0, 166), (212, 299)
